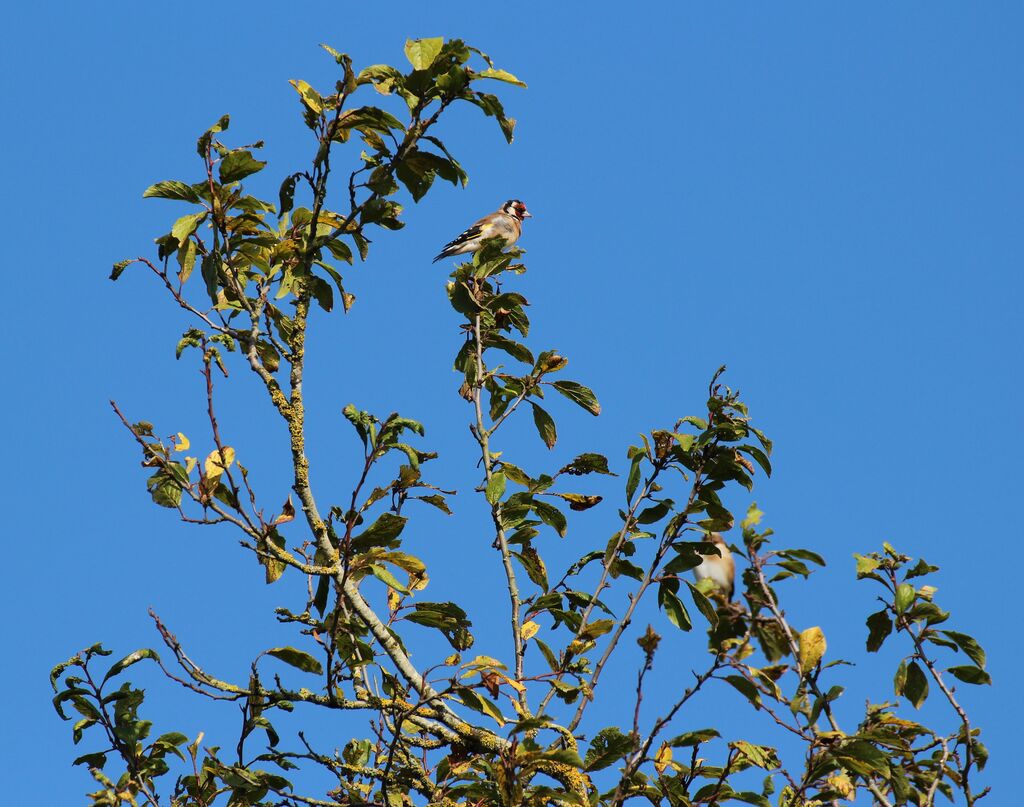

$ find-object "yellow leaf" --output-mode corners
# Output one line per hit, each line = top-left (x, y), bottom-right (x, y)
(386, 587), (401, 613)
(827, 774), (854, 798)
(185, 456), (197, 475)
(461, 655), (507, 671)
(742, 502), (764, 529)
(521, 620), (540, 641)
(500, 674), (526, 694)
(204, 446), (235, 480)
(443, 653), (461, 667)
(174, 432), (190, 451)
(654, 743), (672, 774)
(798, 626), (827, 674)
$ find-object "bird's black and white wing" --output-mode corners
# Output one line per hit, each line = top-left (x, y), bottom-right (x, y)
(432, 221), (485, 263)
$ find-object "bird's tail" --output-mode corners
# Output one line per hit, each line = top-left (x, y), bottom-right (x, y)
(432, 249), (452, 264)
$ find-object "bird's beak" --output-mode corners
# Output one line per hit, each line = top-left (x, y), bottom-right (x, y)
(522, 209), (533, 218)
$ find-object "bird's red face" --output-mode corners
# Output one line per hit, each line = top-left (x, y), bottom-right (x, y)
(504, 199), (532, 220)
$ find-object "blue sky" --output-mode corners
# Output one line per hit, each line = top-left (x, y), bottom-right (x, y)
(3, 2), (1020, 803)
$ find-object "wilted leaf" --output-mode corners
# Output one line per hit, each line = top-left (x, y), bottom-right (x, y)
(274, 495), (296, 525)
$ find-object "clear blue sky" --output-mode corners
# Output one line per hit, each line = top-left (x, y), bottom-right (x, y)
(3, 2), (1019, 803)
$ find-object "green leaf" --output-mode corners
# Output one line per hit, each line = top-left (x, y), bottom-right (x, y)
(351, 513), (407, 551)
(667, 728), (720, 747)
(469, 91), (516, 143)
(947, 665), (991, 685)
(530, 402), (557, 449)
(513, 548), (548, 592)
(904, 660), (929, 708)
(551, 380), (601, 416)
(143, 181), (201, 202)
(658, 584), (692, 631)
(941, 630), (986, 668)
(865, 610), (893, 652)
(72, 751), (108, 768)
(279, 174), (299, 216)
(102, 649), (160, 683)
(220, 150), (267, 183)
(893, 659), (907, 696)
(854, 553), (881, 578)
(335, 106), (407, 136)
(834, 740), (891, 777)
(404, 37), (444, 70)
(625, 452), (643, 503)
(485, 472), (506, 505)
(266, 647), (324, 675)
(473, 68), (527, 87)
(584, 727), (633, 772)
(456, 686), (505, 726)
(172, 212), (206, 244)
(905, 558), (939, 579)
(200, 251), (219, 303)
(637, 499), (672, 525)
(289, 79), (324, 115)
(729, 741), (780, 770)
(723, 675), (761, 709)
(196, 113), (229, 156)
(417, 493), (452, 515)
(110, 259), (133, 281)
(533, 499), (567, 538)
(686, 581), (719, 630)
(894, 583), (916, 614)
(370, 564), (410, 594)
(149, 473), (183, 509)
(405, 602), (474, 650)
(778, 548), (825, 566)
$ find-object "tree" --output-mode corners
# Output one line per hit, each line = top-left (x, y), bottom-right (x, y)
(52, 38), (991, 807)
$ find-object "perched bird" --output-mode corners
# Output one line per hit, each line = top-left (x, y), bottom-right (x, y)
(432, 199), (532, 263)
(693, 532), (735, 601)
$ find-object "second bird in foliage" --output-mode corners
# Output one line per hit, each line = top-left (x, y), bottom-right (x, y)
(432, 199), (532, 263)
(693, 532), (735, 601)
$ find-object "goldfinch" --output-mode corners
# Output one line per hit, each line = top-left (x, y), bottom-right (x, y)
(432, 199), (532, 263)
(693, 532), (735, 600)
